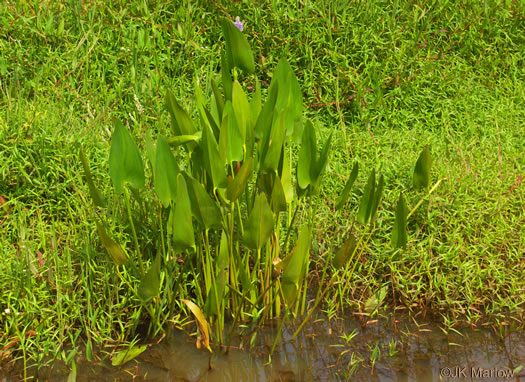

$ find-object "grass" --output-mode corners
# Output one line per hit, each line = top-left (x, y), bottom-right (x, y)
(1, 0), (524, 376)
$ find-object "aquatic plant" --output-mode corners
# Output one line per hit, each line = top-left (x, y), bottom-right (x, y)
(80, 17), (331, 347)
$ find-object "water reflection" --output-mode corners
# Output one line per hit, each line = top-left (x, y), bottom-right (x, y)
(2, 313), (524, 381)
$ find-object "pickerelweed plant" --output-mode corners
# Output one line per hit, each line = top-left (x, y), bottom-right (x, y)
(80, 18), (332, 350)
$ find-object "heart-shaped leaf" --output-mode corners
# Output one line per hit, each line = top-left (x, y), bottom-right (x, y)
(220, 18), (255, 74)
(220, 101), (243, 163)
(242, 193), (274, 251)
(268, 58), (303, 133)
(109, 120), (145, 194)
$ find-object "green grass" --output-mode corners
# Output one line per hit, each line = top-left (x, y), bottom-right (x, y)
(1, 0), (524, 374)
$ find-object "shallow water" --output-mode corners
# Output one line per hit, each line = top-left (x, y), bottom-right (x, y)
(2, 313), (525, 381)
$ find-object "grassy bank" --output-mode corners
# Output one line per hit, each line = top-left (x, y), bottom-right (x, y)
(1, 0), (524, 375)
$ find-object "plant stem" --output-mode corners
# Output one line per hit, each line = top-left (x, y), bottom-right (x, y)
(407, 178), (446, 220)
(123, 188), (144, 276)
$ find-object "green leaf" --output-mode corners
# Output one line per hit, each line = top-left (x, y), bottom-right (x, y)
(181, 299), (212, 352)
(165, 90), (198, 153)
(333, 233), (357, 269)
(111, 344), (148, 366)
(201, 123), (228, 189)
(280, 146), (294, 203)
(357, 169), (376, 225)
(335, 162), (358, 210)
(282, 226), (311, 306)
(254, 83), (279, 140)
(67, 362), (76, 382)
(220, 18), (255, 74)
(296, 120), (316, 190)
(108, 120), (145, 194)
(391, 192), (408, 249)
(269, 59), (303, 133)
(144, 129), (156, 170)
(95, 221), (128, 266)
(261, 109), (286, 173)
(185, 174), (222, 230)
(242, 193), (274, 250)
(369, 174), (384, 224)
(172, 174), (195, 252)
(221, 52), (233, 102)
(166, 134), (201, 147)
(211, 77), (224, 122)
(79, 147), (106, 208)
(220, 101), (243, 163)
(226, 156), (254, 202)
(270, 173), (287, 214)
(194, 79), (212, 133)
(250, 78), (262, 119)
(232, 81), (251, 149)
(204, 231), (229, 317)
(138, 251), (161, 302)
(413, 144), (431, 190)
(311, 131), (332, 192)
(154, 136), (180, 207)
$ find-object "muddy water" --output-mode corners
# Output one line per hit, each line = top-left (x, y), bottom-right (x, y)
(2, 313), (525, 381)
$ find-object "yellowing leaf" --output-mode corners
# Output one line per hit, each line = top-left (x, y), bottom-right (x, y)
(181, 299), (212, 353)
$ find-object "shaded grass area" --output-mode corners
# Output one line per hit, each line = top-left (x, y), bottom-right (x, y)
(1, 0), (524, 373)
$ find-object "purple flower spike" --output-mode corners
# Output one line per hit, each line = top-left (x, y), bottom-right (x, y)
(233, 16), (244, 32)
